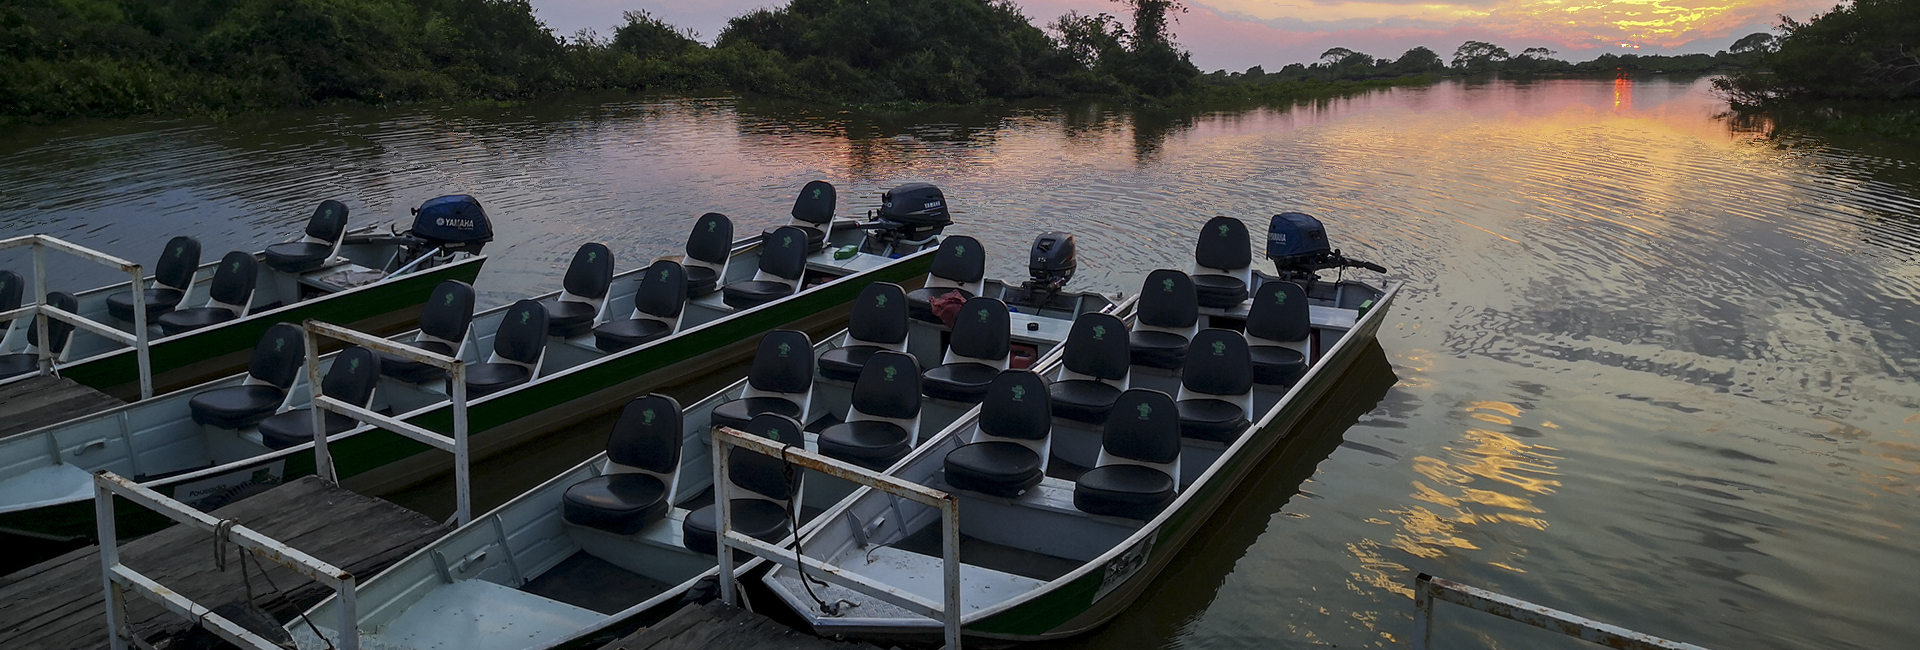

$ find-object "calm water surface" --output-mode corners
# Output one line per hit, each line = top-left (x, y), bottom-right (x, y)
(4, 77), (1917, 650)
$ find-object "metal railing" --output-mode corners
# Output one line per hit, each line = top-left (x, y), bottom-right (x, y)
(1413, 573), (1712, 650)
(94, 470), (359, 650)
(302, 319), (473, 526)
(712, 425), (964, 650)
(0, 235), (155, 398)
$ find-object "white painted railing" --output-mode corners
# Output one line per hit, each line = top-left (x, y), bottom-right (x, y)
(1413, 573), (1713, 650)
(0, 234), (155, 398)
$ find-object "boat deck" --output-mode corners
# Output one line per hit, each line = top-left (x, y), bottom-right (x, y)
(596, 600), (889, 650)
(0, 375), (122, 439)
(0, 476), (445, 650)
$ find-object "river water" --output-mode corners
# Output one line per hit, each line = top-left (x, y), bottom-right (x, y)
(3, 76), (1916, 650)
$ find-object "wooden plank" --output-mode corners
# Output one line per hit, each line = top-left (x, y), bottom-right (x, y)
(0, 476), (446, 650)
(0, 375), (124, 438)
(597, 601), (890, 650)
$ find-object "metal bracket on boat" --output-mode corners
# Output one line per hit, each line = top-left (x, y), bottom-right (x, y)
(0, 235), (156, 399)
(711, 425), (965, 649)
(302, 319), (474, 526)
(93, 470), (361, 650)
(1412, 573), (1713, 650)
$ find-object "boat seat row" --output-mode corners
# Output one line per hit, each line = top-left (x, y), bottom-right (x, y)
(106, 201), (354, 334)
(822, 281), (1011, 405)
(0, 279), (78, 380)
(182, 323), (386, 449)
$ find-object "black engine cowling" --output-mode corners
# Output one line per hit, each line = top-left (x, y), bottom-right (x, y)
(410, 195), (495, 254)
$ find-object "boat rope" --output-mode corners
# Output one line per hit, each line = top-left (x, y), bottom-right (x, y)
(210, 517), (336, 650)
(779, 445), (857, 617)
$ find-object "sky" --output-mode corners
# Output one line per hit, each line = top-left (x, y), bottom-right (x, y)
(525, 0), (1836, 72)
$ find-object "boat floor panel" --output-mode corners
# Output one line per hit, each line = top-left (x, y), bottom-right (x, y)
(770, 546), (1045, 621)
(370, 579), (604, 650)
(892, 525), (1081, 582)
(522, 551), (676, 615)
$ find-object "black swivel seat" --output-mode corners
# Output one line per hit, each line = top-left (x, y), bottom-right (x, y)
(0, 291), (79, 380)
(1047, 312), (1131, 424)
(722, 225), (810, 310)
(921, 296), (1010, 403)
(1176, 329), (1255, 443)
(681, 413), (804, 555)
(1191, 216), (1252, 309)
(943, 371), (1052, 498)
(709, 330), (814, 431)
(257, 347), (381, 449)
(760, 180), (837, 254)
(593, 260), (687, 353)
(905, 235), (986, 324)
(683, 213), (733, 298)
(108, 236), (201, 323)
(188, 323), (305, 430)
(157, 251), (258, 336)
(263, 200), (350, 274)
(817, 350), (923, 470)
(379, 280), (476, 384)
(1074, 389), (1182, 520)
(563, 394), (683, 535)
(1128, 269), (1198, 370)
(543, 243), (615, 339)
(817, 282), (909, 382)
(464, 300), (549, 397)
(1246, 281), (1312, 386)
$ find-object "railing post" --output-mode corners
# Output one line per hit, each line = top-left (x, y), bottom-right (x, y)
(714, 434), (737, 607)
(305, 330), (335, 483)
(449, 361), (470, 527)
(941, 492), (962, 650)
(96, 472), (125, 650)
(1413, 573), (1433, 650)
(126, 263), (151, 399)
(32, 243), (48, 375)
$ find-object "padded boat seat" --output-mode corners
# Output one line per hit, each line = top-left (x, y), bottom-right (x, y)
(262, 242), (333, 274)
(464, 363), (531, 396)
(943, 441), (1042, 498)
(1074, 464), (1176, 520)
(1251, 345), (1307, 386)
(818, 345), (885, 382)
(1192, 274), (1247, 309)
(106, 288), (186, 323)
(543, 300), (598, 339)
(379, 340), (456, 384)
(189, 385), (285, 430)
(685, 265), (720, 297)
(906, 287), (972, 324)
(158, 307), (238, 336)
(922, 363), (999, 403)
(1178, 398), (1248, 442)
(562, 473), (669, 536)
(681, 499), (791, 555)
(1128, 330), (1188, 369)
(721, 280), (794, 310)
(760, 225), (827, 254)
(258, 410), (359, 450)
(817, 420), (912, 470)
(709, 397), (802, 431)
(0, 354), (39, 380)
(593, 318), (672, 353)
(1049, 380), (1120, 424)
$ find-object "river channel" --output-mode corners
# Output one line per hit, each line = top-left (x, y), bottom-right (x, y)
(2, 75), (1916, 650)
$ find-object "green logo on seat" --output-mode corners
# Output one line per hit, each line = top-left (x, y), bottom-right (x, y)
(811, 188), (823, 199)
(1092, 325), (1106, 340)
(1137, 402), (1152, 420)
(174, 246), (185, 258)
(348, 358), (360, 373)
(1275, 291), (1287, 305)
(587, 251), (597, 263)
(519, 311), (530, 325)
(1217, 224), (1229, 236)
(977, 309), (990, 323)
(875, 294), (888, 308)
(1161, 278), (1174, 292)
(783, 235), (794, 248)
(777, 342), (791, 357)
(643, 409), (656, 425)
(444, 293), (454, 306)
(1010, 385), (1025, 401)
(707, 220), (717, 232)
(883, 365), (898, 381)
(275, 338), (285, 352)
(231, 261), (241, 273)
(1211, 341), (1225, 356)
(953, 244), (966, 257)
(659, 268), (670, 281)
(768, 427), (781, 441)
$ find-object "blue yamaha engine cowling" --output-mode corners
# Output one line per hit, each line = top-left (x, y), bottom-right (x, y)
(1266, 212), (1329, 265)
(410, 195), (495, 254)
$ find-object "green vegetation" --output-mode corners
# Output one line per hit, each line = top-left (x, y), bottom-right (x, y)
(1713, 0), (1920, 140)
(1206, 41), (1761, 88)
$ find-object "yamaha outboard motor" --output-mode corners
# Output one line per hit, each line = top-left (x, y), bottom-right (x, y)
(1267, 212), (1385, 286)
(859, 182), (953, 254)
(391, 195), (495, 272)
(1005, 231), (1078, 310)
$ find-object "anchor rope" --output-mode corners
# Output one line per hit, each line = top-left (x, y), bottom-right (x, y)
(779, 445), (855, 617)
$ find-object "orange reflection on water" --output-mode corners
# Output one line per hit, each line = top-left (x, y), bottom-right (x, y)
(1614, 75), (1634, 111)
(1378, 402), (1564, 568)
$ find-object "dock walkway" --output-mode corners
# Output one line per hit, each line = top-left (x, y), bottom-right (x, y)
(0, 476), (446, 650)
(0, 375), (122, 439)
(598, 600), (891, 650)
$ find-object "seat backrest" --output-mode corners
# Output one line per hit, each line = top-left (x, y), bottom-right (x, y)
(686, 212), (734, 266)
(1195, 216), (1251, 273)
(0, 271), (21, 329)
(847, 282), (908, 346)
(1138, 269), (1197, 330)
(635, 260), (688, 320)
(29, 291), (80, 355)
(306, 200), (351, 244)
(492, 300), (549, 366)
(1246, 281), (1310, 344)
(420, 280), (477, 347)
(155, 236), (201, 291)
(564, 243), (615, 300)
(208, 251), (258, 311)
(321, 346), (381, 408)
(851, 350), (921, 421)
(1062, 312), (1130, 381)
(607, 394), (681, 477)
(980, 370), (1050, 442)
(928, 235), (986, 286)
(758, 226), (810, 281)
(747, 330), (814, 394)
(730, 413), (804, 502)
(791, 181), (836, 226)
(1182, 329), (1253, 398)
(947, 296), (1010, 363)
(1101, 389), (1180, 466)
(247, 323), (306, 389)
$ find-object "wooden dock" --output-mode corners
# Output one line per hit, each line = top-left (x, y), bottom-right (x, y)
(0, 476), (446, 650)
(598, 600), (891, 650)
(0, 375), (122, 439)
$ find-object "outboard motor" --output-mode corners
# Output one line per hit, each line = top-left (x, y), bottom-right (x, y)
(392, 195), (495, 272)
(1025, 231), (1075, 293)
(1266, 212), (1385, 285)
(859, 182), (953, 254)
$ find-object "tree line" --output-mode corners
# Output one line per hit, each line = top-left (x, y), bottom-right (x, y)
(1203, 39), (1768, 87)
